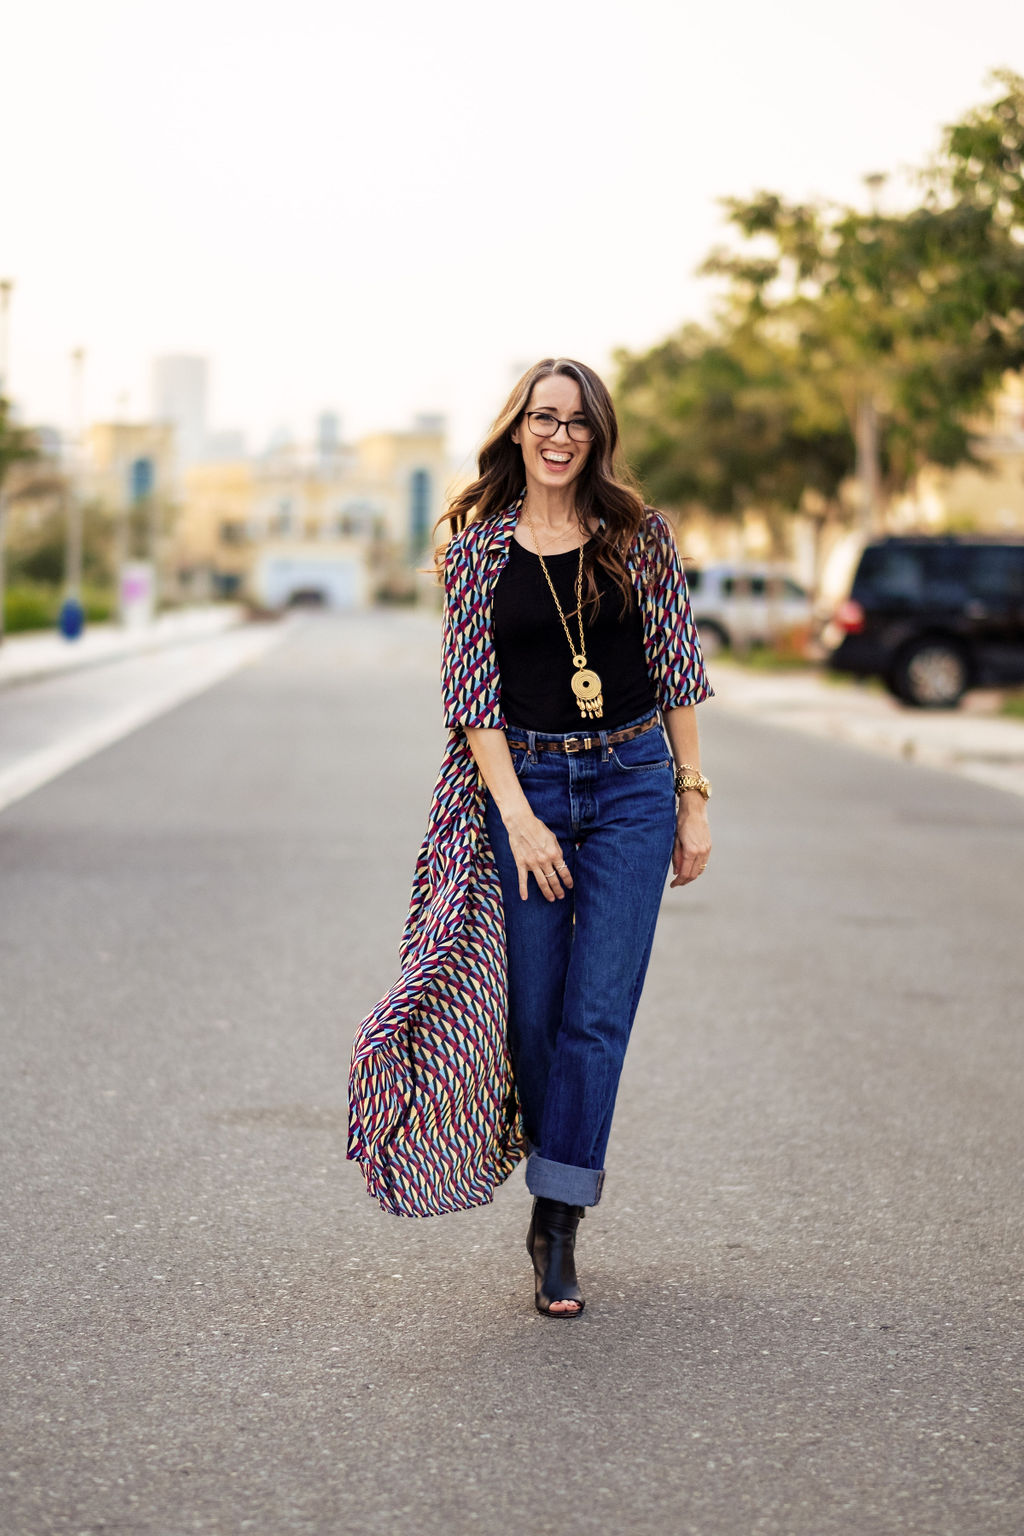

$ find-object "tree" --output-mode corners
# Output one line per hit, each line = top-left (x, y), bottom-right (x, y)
(703, 71), (1024, 509)
(616, 70), (1024, 547)
(616, 320), (854, 560)
(0, 396), (41, 644)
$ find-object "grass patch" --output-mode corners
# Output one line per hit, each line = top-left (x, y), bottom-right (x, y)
(3, 583), (116, 633)
(715, 644), (820, 673)
(999, 691), (1024, 720)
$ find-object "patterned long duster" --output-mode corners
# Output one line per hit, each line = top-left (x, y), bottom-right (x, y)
(347, 501), (712, 1217)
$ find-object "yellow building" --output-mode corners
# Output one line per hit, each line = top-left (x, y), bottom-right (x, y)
(172, 460), (254, 596)
(85, 422), (177, 513)
(173, 417), (449, 607)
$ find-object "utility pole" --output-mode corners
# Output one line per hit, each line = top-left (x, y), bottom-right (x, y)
(0, 279), (14, 647)
(0, 280), (12, 394)
(57, 348), (87, 638)
(66, 349), (86, 599)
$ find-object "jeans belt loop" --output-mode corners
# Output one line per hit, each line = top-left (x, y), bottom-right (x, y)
(526, 729), (538, 763)
(598, 727), (610, 762)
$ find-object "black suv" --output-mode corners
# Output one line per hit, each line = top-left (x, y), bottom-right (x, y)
(826, 536), (1024, 707)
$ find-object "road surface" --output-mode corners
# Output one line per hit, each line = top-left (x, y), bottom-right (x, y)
(1, 612), (1021, 1535)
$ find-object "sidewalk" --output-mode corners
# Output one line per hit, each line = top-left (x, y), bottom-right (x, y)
(0, 604), (250, 689)
(710, 660), (1024, 799)
(0, 609), (292, 816)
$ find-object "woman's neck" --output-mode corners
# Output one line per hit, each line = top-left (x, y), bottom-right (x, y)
(520, 484), (580, 535)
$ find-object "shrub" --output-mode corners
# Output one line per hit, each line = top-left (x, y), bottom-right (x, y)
(3, 584), (59, 632)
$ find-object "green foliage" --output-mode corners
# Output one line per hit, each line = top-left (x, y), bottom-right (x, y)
(616, 321), (854, 532)
(7, 498), (117, 587)
(3, 581), (115, 633)
(616, 70), (1024, 527)
(3, 583), (57, 632)
(0, 396), (39, 487)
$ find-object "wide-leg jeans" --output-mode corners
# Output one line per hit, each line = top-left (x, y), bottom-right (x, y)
(484, 710), (677, 1207)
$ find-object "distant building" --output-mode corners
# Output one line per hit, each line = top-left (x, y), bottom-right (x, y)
(204, 429), (248, 462)
(171, 415), (449, 609)
(85, 421), (177, 512)
(152, 355), (208, 469)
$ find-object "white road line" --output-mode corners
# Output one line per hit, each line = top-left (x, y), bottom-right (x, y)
(0, 624), (288, 816)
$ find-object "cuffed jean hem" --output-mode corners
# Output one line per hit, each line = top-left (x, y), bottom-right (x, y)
(525, 1152), (605, 1208)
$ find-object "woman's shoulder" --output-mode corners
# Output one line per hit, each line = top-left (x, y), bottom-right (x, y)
(627, 505), (678, 563)
(440, 513), (512, 597)
(445, 506), (518, 564)
(639, 505), (676, 543)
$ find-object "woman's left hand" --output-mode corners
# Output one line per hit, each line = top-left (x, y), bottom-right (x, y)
(670, 797), (711, 888)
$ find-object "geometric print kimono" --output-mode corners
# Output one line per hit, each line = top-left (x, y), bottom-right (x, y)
(347, 498), (712, 1217)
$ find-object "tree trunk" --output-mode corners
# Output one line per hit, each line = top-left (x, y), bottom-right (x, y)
(855, 396), (881, 535)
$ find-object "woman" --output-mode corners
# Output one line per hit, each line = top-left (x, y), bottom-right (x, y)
(348, 358), (712, 1318)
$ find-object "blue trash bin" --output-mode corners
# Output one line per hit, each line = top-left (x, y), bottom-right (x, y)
(58, 596), (85, 640)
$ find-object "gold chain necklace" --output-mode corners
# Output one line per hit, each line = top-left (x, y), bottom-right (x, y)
(521, 505), (604, 720)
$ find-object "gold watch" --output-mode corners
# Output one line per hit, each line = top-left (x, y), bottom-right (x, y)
(674, 764), (711, 801)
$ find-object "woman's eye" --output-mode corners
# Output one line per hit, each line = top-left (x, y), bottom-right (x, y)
(534, 414), (557, 426)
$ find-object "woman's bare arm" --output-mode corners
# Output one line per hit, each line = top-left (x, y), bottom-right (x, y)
(465, 727), (572, 903)
(663, 704), (712, 888)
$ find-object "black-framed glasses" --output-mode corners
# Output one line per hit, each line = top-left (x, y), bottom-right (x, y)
(524, 411), (595, 443)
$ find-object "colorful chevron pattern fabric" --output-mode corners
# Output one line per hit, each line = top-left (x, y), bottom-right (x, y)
(347, 498), (712, 1217)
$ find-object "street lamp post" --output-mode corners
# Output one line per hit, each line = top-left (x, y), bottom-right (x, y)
(59, 348), (87, 639)
(0, 279), (14, 647)
(66, 349), (85, 597)
(0, 280), (12, 394)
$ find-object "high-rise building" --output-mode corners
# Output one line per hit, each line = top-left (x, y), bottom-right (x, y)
(152, 355), (208, 467)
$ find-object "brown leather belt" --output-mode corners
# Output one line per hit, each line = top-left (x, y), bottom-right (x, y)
(506, 715), (659, 756)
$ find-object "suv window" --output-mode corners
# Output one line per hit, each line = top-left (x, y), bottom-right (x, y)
(720, 575), (767, 598)
(855, 545), (969, 605)
(966, 547), (1024, 601)
(685, 568), (702, 593)
(855, 546), (926, 600)
(856, 543), (1024, 606)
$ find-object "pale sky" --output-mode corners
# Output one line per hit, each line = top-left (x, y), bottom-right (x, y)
(3, 0), (1021, 466)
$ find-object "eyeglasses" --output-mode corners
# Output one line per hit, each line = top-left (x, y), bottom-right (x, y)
(524, 411), (595, 443)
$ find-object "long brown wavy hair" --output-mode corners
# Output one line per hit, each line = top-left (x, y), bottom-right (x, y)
(437, 358), (647, 614)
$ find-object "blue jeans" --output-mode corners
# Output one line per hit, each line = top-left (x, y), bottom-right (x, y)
(484, 710), (677, 1207)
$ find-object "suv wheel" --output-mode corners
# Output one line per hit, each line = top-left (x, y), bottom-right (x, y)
(696, 620), (729, 658)
(891, 640), (969, 709)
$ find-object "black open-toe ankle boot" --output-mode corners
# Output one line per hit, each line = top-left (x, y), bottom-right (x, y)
(526, 1197), (585, 1318)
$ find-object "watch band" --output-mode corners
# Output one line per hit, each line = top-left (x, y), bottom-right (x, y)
(674, 764), (711, 800)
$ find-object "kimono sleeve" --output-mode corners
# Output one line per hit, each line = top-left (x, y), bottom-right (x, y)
(440, 535), (506, 731)
(643, 511), (714, 710)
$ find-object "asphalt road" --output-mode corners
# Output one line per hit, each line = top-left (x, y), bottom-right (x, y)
(1, 612), (1022, 1536)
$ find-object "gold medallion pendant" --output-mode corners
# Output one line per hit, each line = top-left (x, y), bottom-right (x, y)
(571, 656), (604, 719)
(521, 504), (605, 722)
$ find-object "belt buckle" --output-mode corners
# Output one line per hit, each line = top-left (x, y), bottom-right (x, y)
(564, 734), (591, 754)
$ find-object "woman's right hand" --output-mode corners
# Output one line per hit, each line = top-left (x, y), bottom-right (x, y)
(502, 806), (572, 902)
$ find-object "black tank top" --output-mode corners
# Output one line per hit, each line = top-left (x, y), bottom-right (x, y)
(492, 539), (656, 733)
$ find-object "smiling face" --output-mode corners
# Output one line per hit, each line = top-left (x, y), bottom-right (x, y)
(511, 373), (593, 498)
